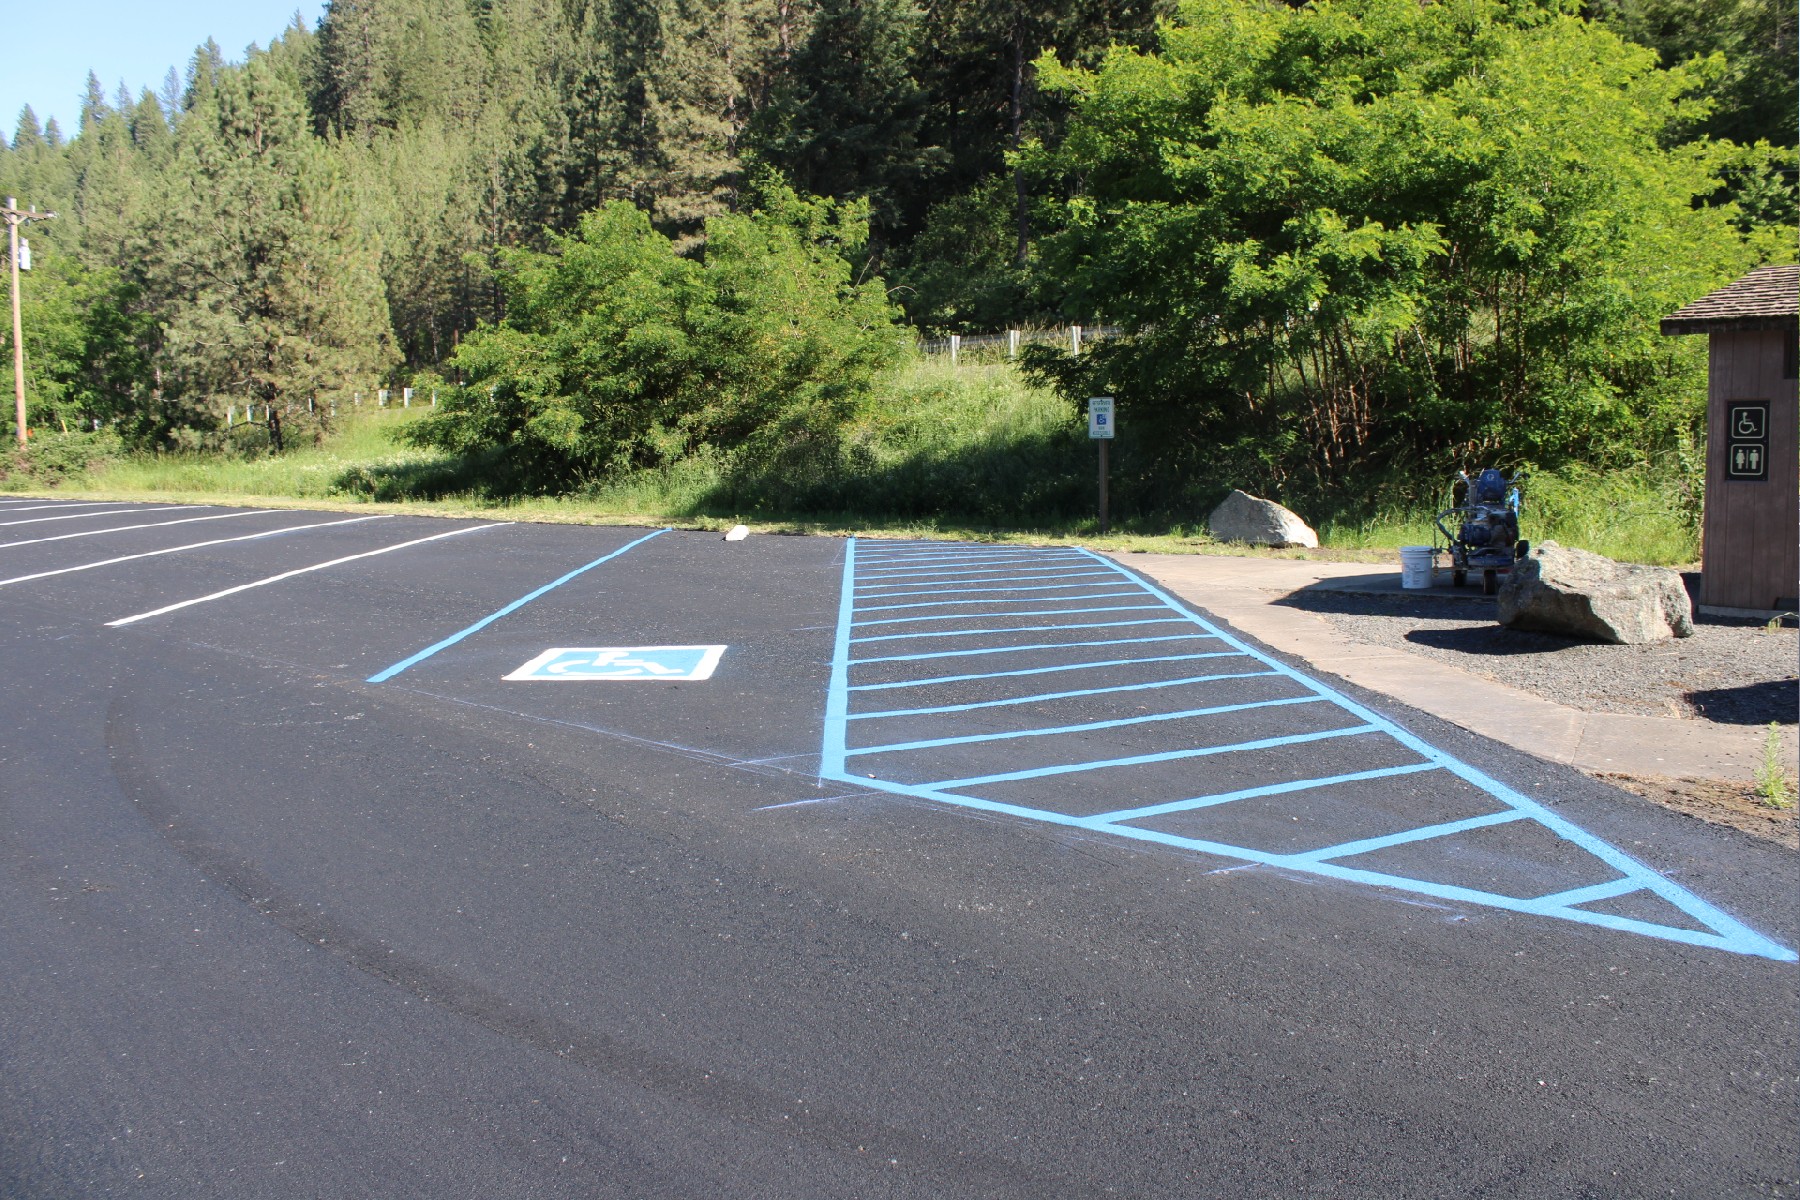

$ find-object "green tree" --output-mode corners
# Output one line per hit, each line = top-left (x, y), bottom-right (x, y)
(417, 184), (899, 487)
(137, 54), (397, 442)
(1028, 0), (1784, 498)
(1592, 0), (1796, 147)
(312, 0), (487, 135)
(747, 0), (938, 234)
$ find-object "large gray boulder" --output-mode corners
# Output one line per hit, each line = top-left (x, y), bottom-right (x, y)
(1207, 489), (1319, 549)
(1498, 541), (1694, 644)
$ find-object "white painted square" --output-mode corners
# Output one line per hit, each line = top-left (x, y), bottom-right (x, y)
(505, 646), (726, 681)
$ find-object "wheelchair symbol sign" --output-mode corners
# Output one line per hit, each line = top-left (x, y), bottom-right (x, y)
(505, 646), (726, 681)
(1729, 404), (1765, 439)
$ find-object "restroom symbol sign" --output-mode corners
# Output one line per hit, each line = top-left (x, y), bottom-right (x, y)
(1730, 444), (1764, 476)
(1724, 403), (1769, 481)
(505, 646), (727, 681)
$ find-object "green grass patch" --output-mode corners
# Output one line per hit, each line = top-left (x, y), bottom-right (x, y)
(7, 362), (1702, 566)
(1320, 463), (1699, 566)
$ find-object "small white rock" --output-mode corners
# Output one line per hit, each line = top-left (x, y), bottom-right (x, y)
(723, 524), (749, 542)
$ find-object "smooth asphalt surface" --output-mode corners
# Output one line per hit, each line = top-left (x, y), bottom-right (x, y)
(0, 500), (1793, 1198)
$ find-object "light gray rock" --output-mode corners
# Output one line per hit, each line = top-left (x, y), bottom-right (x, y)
(1497, 541), (1694, 644)
(1207, 489), (1319, 549)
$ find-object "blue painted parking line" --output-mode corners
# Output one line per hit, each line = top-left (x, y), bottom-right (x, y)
(924, 725), (1383, 789)
(859, 553), (1088, 568)
(1089, 762), (1447, 825)
(819, 538), (1794, 961)
(1526, 878), (1644, 911)
(852, 575), (1121, 599)
(366, 527), (669, 683)
(1290, 808), (1525, 861)
(848, 651), (1251, 691)
(852, 603), (1165, 627)
(857, 566), (1120, 586)
(858, 589), (1145, 612)
(857, 553), (1089, 571)
(851, 633), (1224, 666)
(852, 617), (1190, 645)
(849, 669), (1281, 719)
(847, 695), (1329, 757)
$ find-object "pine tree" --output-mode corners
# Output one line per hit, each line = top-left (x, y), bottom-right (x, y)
(313, 0), (488, 135)
(139, 55), (397, 437)
(747, 0), (935, 234)
(158, 69), (184, 126)
(13, 108), (47, 152)
(131, 91), (173, 162)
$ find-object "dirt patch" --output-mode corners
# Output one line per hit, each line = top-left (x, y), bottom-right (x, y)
(1597, 772), (1798, 849)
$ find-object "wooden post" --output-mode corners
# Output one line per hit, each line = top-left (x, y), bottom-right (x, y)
(5, 198), (56, 447)
(1098, 439), (1110, 535)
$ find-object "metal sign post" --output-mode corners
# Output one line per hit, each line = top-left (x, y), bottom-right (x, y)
(1088, 397), (1114, 534)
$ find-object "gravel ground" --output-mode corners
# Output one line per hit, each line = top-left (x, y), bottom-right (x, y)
(1281, 590), (1798, 725)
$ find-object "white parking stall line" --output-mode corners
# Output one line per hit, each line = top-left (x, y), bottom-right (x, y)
(0, 501), (128, 513)
(0, 514), (396, 590)
(0, 505), (208, 528)
(105, 523), (513, 627)
(0, 509), (278, 549)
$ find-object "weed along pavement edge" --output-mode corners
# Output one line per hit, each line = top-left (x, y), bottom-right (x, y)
(0, 500), (1792, 1198)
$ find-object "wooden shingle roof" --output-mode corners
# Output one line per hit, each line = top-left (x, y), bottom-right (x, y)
(1661, 264), (1799, 335)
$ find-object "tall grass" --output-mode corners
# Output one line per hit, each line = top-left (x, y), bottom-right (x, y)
(61, 409), (449, 502)
(14, 360), (1702, 563)
(1321, 462), (1699, 565)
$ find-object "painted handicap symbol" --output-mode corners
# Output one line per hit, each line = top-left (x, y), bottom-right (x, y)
(549, 650), (683, 676)
(505, 645), (726, 681)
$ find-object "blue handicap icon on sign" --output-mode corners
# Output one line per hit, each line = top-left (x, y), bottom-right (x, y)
(506, 645), (726, 681)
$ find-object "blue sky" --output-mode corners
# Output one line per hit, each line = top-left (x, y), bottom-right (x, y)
(4, 1), (327, 142)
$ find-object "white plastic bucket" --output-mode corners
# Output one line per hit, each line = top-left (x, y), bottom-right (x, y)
(1399, 545), (1436, 590)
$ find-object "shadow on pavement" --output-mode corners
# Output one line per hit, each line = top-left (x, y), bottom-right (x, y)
(1686, 681), (1800, 726)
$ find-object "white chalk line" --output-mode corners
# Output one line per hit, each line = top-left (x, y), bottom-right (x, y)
(0, 514), (396, 590)
(0, 509), (277, 549)
(105, 522), (513, 626)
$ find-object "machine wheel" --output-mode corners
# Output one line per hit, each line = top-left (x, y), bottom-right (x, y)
(1482, 569), (1498, 595)
(1515, 540), (1530, 560)
(1452, 569), (1467, 588)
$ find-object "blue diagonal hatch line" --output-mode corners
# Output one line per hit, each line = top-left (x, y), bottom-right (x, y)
(816, 538), (1795, 962)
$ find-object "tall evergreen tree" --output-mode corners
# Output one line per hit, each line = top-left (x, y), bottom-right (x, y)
(747, 0), (936, 234)
(13, 107), (46, 152)
(138, 55), (397, 437)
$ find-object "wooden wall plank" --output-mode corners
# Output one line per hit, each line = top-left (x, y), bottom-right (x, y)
(1702, 330), (1798, 610)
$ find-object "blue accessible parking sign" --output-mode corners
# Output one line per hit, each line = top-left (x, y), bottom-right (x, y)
(505, 646), (727, 681)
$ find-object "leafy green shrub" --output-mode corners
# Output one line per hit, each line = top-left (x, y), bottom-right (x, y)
(0, 428), (125, 487)
(412, 185), (900, 489)
(1026, 0), (1785, 494)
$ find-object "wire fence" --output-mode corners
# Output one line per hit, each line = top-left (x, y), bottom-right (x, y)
(917, 324), (1125, 364)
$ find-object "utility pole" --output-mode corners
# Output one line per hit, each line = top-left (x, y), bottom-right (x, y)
(5, 197), (58, 448)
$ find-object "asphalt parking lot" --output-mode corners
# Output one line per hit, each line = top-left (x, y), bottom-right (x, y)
(1, 499), (1794, 1198)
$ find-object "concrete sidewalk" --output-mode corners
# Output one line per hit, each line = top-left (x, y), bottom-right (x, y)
(1116, 551), (1794, 781)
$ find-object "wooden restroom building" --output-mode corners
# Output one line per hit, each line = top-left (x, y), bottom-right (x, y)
(1660, 264), (1799, 614)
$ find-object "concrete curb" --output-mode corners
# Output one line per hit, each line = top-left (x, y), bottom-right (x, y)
(1114, 552), (1794, 781)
